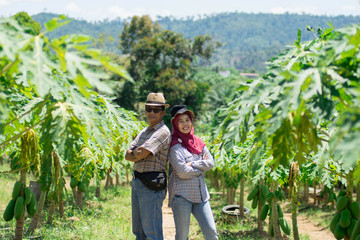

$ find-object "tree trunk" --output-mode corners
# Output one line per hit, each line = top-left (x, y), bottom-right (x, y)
(322, 190), (329, 210)
(116, 173), (120, 185)
(303, 182), (309, 204)
(271, 184), (281, 240)
(96, 186), (101, 198)
(239, 176), (245, 218)
(76, 187), (83, 210)
(257, 181), (263, 231)
(126, 167), (130, 184)
(313, 182), (317, 205)
(59, 192), (64, 218)
(72, 187), (77, 202)
(357, 182), (360, 203)
(14, 170), (27, 240)
(27, 190), (47, 235)
(214, 174), (220, 189)
(47, 200), (56, 224)
(221, 176), (225, 195)
(291, 189), (300, 240)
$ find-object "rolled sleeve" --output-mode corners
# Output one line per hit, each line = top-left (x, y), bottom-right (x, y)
(169, 144), (203, 179)
(191, 146), (214, 172)
(142, 128), (170, 155)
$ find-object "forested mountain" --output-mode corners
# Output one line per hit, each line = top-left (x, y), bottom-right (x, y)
(32, 12), (360, 72)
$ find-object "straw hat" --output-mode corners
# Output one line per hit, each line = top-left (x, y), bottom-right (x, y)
(145, 93), (170, 107)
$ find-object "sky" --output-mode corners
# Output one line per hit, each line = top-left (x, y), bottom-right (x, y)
(0, 0), (360, 22)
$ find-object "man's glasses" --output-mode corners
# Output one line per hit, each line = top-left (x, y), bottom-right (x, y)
(145, 107), (163, 113)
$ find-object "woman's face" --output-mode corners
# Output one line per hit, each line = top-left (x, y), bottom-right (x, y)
(177, 113), (192, 134)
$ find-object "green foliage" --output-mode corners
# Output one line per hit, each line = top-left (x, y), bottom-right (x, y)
(219, 24), (360, 182)
(33, 12), (360, 72)
(12, 11), (41, 35)
(118, 15), (218, 113)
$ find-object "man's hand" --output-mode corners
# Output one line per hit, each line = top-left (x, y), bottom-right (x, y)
(125, 146), (151, 162)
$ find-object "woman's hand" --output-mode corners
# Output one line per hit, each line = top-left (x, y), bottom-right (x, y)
(202, 153), (208, 159)
(186, 162), (192, 167)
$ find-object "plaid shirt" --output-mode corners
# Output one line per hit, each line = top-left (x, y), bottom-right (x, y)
(129, 120), (171, 173)
(168, 143), (214, 206)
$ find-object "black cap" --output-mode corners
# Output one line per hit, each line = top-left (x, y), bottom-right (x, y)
(170, 105), (194, 119)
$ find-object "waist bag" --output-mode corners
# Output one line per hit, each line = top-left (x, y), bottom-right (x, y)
(134, 171), (167, 191)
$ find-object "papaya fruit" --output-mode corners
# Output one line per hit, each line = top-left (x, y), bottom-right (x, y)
(349, 201), (360, 219)
(334, 223), (346, 239)
(329, 192), (335, 202)
(14, 197), (25, 220)
(24, 187), (32, 205)
(340, 208), (352, 228)
(259, 204), (269, 221)
(247, 186), (259, 201)
(331, 212), (342, 233)
(261, 185), (269, 199)
(279, 218), (291, 235)
(337, 190), (346, 199)
(78, 181), (87, 192)
(12, 181), (22, 200)
(267, 193), (274, 203)
(269, 223), (274, 237)
(351, 218), (360, 240)
(259, 194), (266, 207)
(260, 195), (266, 206)
(27, 193), (37, 217)
(3, 199), (16, 221)
(70, 177), (79, 188)
(347, 218), (357, 237)
(277, 203), (284, 218)
(251, 195), (258, 209)
(278, 187), (286, 201)
(336, 196), (348, 212)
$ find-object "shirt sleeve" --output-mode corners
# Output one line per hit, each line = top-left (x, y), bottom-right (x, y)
(128, 130), (142, 150)
(191, 146), (214, 172)
(141, 127), (170, 155)
(169, 145), (203, 179)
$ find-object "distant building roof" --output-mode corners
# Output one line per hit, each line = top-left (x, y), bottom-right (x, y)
(240, 73), (259, 77)
(219, 71), (230, 77)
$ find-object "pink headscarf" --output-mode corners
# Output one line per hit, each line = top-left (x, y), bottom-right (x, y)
(170, 113), (205, 155)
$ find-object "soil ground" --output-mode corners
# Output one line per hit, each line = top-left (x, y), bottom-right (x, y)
(162, 196), (336, 240)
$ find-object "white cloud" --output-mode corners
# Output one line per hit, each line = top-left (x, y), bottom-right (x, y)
(66, 2), (81, 12)
(340, 5), (357, 12)
(108, 5), (173, 19)
(0, 0), (10, 6)
(270, 6), (318, 15)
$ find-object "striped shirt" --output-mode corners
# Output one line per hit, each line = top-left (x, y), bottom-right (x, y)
(129, 120), (171, 173)
(168, 143), (214, 206)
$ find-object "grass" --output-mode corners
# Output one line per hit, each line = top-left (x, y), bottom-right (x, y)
(1, 162), (338, 240)
(0, 162), (135, 240)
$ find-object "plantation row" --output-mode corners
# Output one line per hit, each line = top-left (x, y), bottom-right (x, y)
(0, 12), (360, 240)
(206, 23), (360, 240)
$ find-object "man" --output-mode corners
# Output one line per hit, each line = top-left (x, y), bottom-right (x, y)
(125, 92), (171, 240)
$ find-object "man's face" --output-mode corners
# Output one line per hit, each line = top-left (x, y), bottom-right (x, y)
(145, 106), (165, 126)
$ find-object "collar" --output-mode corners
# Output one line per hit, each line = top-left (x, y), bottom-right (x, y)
(147, 120), (164, 131)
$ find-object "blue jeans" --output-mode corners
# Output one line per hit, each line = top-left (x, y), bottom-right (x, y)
(171, 195), (218, 240)
(131, 177), (166, 240)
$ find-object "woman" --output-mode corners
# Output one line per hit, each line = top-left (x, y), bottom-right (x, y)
(168, 105), (218, 240)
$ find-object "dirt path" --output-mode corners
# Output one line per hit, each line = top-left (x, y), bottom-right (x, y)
(162, 197), (336, 240)
(163, 197), (176, 240)
(283, 213), (335, 240)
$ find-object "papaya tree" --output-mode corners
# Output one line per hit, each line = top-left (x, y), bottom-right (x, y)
(0, 14), (133, 236)
(218, 23), (360, 240)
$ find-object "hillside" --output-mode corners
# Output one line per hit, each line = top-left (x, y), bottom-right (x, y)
(32, 12), (360, 72)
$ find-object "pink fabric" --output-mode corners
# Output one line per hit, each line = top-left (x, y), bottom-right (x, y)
(170, 113), (205, 154)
